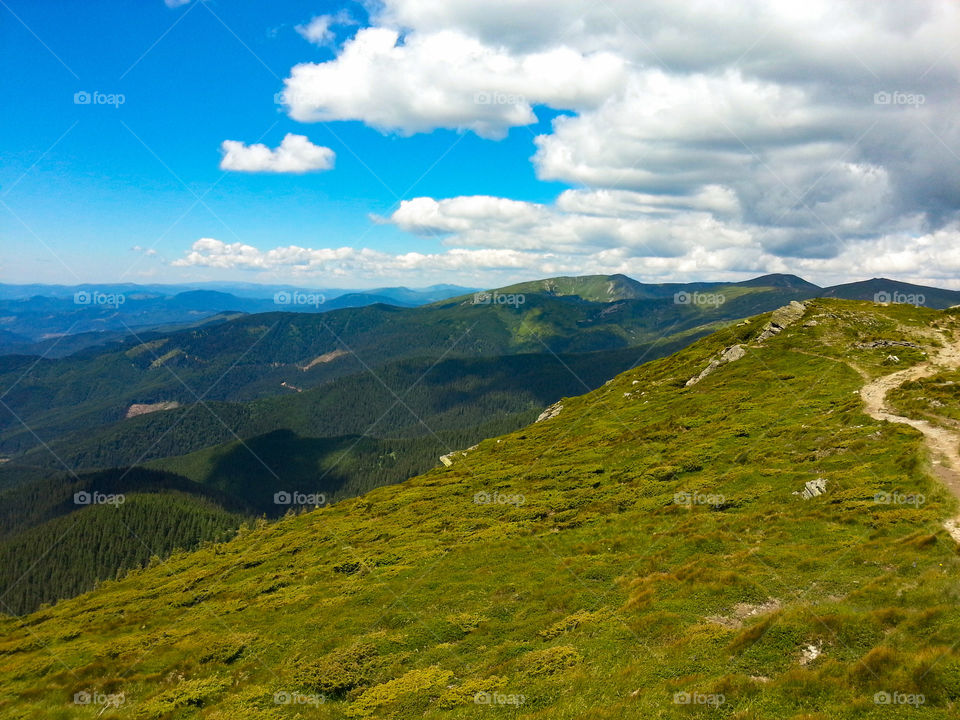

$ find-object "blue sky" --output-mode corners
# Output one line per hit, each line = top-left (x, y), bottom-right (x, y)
(2, 1), (959, 288)
(0, 0), (565, 286)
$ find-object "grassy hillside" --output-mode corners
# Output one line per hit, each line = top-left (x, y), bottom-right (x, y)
(2, 299), (959, 718)
(0, 339), (702, 615)
(0, 282), (784, 616)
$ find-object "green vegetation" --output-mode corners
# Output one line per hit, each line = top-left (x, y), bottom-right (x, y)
(0, 493), (240, 616)
(0, 278), (819, 461)
(11, 343), (692, 475)
(1, 299), (958, 718)
(0, 467), (246, 615)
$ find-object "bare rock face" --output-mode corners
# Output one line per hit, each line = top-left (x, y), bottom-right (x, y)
(944, 519), (960, 543)
(536, 402), (563, 423)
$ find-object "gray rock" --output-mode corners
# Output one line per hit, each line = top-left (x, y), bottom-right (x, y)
(536, 402), (563, 422)
(757, 301), (808, 342)
(856, 339), (921, 350)
(795, 478), (828, 499)
(686, 345), (745, 386)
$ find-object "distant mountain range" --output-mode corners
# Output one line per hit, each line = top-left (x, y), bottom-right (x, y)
(0, 283), (476, 356)
(1, 274), (956, 358)
(493, 272), (959, 306)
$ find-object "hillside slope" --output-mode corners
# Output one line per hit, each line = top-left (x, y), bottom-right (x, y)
(2, 300), (960, 718)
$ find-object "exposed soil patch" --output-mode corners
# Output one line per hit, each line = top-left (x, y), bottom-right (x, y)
(706, 598), (781, 629)
(125, 401), (180, 419)
(300, 349), (348, 371)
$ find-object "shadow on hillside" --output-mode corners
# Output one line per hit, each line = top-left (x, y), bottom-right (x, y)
(203, 429), (354, 516)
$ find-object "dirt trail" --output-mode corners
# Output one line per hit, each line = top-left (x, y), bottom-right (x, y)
(859, 332), (960, 541)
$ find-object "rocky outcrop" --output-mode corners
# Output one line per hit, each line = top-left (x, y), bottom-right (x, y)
(685, 344), (746, 387)
(440, 444), (479, 467)
(756, 301), (808, 342)
(795, 478), (827, 499)
(536, 402), (563, 423)
(855, 339), (921, 350)
(686, 301), (809, 386)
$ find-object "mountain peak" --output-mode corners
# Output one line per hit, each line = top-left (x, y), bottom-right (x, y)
(735, 273), (820, 289)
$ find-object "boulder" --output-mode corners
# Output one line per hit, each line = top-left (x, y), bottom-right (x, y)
(795, 478), (827, 499)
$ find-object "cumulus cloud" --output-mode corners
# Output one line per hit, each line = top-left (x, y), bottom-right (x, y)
(219, 133), (335, 174)
(171, 224), (960, 289)
(266, 0), (960, 283)
(280, 27), (625, 138)
(172, 237), (540, 279)
(384, 195), (736, 257)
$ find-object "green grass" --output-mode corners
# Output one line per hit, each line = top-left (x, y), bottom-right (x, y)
(1, 299), (959, 718)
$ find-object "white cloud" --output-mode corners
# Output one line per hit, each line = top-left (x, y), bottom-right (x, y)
(219, 134), (335, 174)
(164, 0), (192, 7)
(295, 12), (355, 46)
(385, 195), (734, 257)
(171, 224), (960, 289)
(280, 27), (625, 138)
(172, 237), (541, 279)
(380, 189), (960, 283)
(263, 0), (960, 284)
